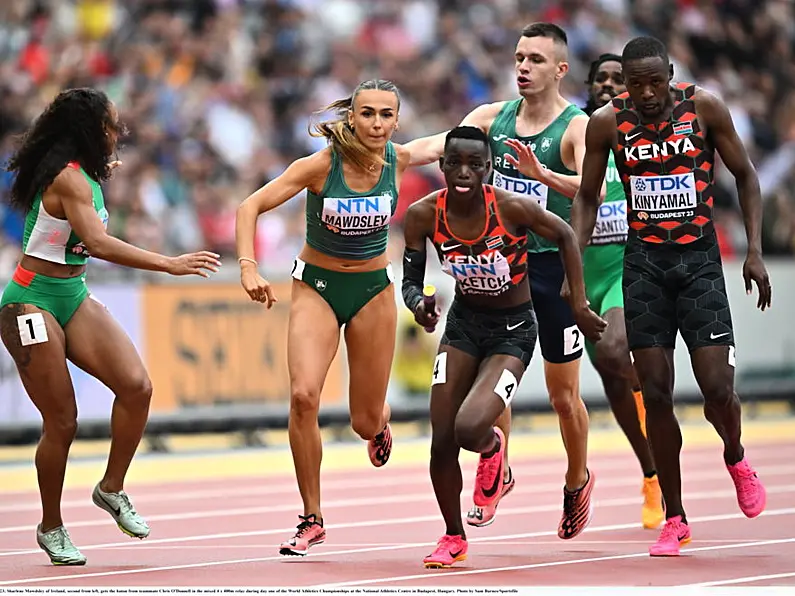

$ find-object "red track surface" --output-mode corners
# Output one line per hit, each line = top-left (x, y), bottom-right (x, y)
(1, 440), (794, 587)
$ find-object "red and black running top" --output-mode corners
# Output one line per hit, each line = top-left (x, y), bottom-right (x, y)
(431, 184), (529, 297)
(612, 83), (716, 245)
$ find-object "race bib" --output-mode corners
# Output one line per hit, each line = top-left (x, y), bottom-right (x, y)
(322, 194), (393, 236)
(630, 173), (697, 221)
(591, 199), (628, 245)
(442, 250), (512, 296)
(492, 171), (548, 210)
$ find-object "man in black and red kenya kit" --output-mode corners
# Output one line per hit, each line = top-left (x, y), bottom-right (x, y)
(568, 36), (771, 557)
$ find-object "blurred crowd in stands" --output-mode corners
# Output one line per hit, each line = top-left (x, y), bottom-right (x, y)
(3, 0), (795, 282)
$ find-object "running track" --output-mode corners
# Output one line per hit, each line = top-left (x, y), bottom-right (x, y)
(0, 440), (794, 587)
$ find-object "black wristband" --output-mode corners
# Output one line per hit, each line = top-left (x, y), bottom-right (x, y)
(401, 247), (426, 313)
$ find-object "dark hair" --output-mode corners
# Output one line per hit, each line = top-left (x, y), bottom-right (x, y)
(6, 88), (121, 213)
(521, 22), (568, 46)
(584, 53), (622, 115)
(622, 36), (669, 66)
(310, 79), (400, 172)
(444, 126), (490, 152)
(586, 53), (622, 85)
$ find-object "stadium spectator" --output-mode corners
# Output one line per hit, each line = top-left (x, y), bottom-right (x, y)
(2, 0), (795, 282)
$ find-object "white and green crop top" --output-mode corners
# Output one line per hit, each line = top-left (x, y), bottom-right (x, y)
(22, 162), (109, 265)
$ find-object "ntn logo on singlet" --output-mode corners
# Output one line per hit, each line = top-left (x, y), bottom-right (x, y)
(623, 137), (696, 162)
(492, 171), (548, 209)
(442, 250), (512, 295)
(322, 194), (392, 235)
(592, 200), (628, 243)
(630, 173), (697, 212)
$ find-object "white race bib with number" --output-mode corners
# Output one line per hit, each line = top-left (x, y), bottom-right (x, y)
(494, 368), (518, 406)
(322, 194), (393, 236)
(563, 324), (583, 356)
(432, 352), (447, 385)
(17, 313), (48, 346)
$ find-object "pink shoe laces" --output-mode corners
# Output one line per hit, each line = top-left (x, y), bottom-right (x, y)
(433, 534), (462, 554)
(730, 461), (760, 496)
(657, 517), (683, 543)
(476, 435), (501, 488)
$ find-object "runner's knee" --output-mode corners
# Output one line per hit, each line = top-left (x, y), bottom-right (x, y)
(640, 375), (674, 411)
(350, 411), (382, 441)
(430, 430), (458, 462)
(594, 333), (632, 380)
(699, 372), (734, 408)
(290, 386), (321, 418)
(547, 376), (581, 419)
(117, 372), (152, 410)
(42, 408), (78, 445)
(454, 413), (492, 453)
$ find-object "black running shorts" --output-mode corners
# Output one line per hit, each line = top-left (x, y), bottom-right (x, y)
(623, 235), (734, 352)
(527, 252), (585, 363)
(440, 298), (538, 367)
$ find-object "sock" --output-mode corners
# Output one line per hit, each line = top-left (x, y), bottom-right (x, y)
(633, 388), (647, 437)
(482, 430), (501, 458)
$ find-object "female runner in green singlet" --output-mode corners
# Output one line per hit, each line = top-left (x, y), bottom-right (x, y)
(235, 79), (436, 556)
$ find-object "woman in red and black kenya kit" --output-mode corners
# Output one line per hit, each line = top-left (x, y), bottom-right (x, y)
(402, 125), (605, 568)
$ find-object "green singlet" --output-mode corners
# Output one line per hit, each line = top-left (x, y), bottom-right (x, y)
(295, 143), (399, 326)
(489, 99), (586, 253)
(304, 142), (399, 261)
(582, 151), (628, 360)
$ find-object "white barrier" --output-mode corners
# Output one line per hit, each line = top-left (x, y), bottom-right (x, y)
(0, 259), (793, 429)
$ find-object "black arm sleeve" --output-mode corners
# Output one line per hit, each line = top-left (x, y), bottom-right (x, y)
(401, 247), (426, 313)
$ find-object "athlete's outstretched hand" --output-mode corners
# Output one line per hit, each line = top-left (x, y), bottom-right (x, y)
(503, 138), (545, 180)
(413, 301), (440, 332)
(240, 267), (278, 308)
(166, 251), (221, 278)
(743, 251), (772, 311)
(572, 305), (608, 344)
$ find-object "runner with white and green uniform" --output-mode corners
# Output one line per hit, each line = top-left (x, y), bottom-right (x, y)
(0, 88), (220, 566)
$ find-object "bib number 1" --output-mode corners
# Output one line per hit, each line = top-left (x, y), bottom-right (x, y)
(17, 312), (49, 346)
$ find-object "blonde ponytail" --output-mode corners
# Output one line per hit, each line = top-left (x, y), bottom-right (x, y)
(309, 80), (400, 172)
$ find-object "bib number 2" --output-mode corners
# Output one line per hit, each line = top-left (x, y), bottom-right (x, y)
(17, 312), (49, 346)
(563, 324), (582, 356)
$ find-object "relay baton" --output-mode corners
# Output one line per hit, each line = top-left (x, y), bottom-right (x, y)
(422, 284), (437, 333)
